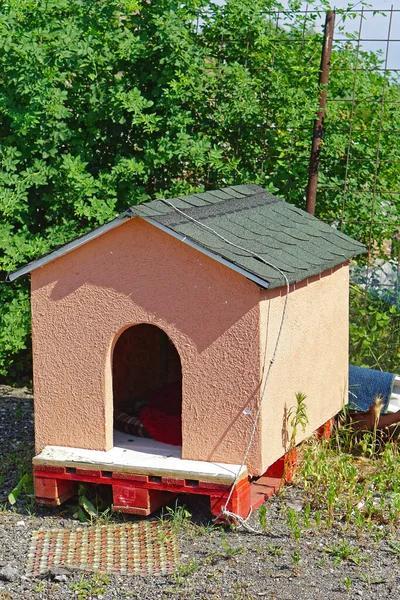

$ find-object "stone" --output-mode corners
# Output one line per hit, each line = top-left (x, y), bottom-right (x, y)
(43, 566), (82, 580)
(0, 565), (20, 582)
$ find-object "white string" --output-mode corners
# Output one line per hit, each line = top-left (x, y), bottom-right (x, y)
(161, 198), (290, 531)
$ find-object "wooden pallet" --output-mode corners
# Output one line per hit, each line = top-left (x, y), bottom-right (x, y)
(33, 420), (333, 520)
(33, 449), (294, 520)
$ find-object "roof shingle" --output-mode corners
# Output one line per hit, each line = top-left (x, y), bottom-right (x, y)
(126, 185), (365, 289)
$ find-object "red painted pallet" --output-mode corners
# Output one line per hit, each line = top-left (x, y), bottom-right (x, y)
(33, 450), (292, 521)
(33, 419), (333, 521)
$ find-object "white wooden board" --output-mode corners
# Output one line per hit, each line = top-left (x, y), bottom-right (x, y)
(388, 374), (400, 413)
(33, 430), (247, 484)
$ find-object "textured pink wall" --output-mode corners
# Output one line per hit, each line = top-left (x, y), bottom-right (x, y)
(31, 218), (263, 472)
(31, 216), (349, 477)
(259, 264), (349, 472)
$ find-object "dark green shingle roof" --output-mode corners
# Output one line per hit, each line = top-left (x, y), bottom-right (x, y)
(126, 184), (365, 289)
(7, 184), (365, 288)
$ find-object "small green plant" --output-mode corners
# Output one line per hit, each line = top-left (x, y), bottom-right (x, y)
(387, 539), (400, 556)
(75, 485), (99, 522)
(287, 507), (297, 531)
(324, 540), (365, 566)
(283, 392), (309, 481)
(231, 581), (254, 600)
(287, 393), (309, 444)
(231, 581), (255, 600)
(258, 504), (267, 533)
(193, 522), (216, 537)
(220, 534), (245, 558)
(69, 484), (115, 523)
(160, 501), (192, 533)
(8, 472), (33, 506)
(70, 572), (110, 600)
(291, 550), (301, 565)
(372, 528), (386, 544)
(173, 558), (199, 585)
(287, 508), (301, 542)
(303, 503), (311, 529)
(267, 544), (283, 557)
(33, 581), (46, 593)
(342, 577), (352, 593)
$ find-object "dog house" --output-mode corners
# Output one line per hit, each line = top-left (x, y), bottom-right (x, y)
(8, 184), (364, 518)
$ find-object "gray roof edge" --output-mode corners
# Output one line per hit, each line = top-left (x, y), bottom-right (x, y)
(6, 215), (131, 282)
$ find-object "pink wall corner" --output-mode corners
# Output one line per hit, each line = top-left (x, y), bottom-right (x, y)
(30, 218), (264, 473)
(259, 264), (349, 472)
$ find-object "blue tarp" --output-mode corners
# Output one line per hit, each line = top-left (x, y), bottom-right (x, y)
(349, 365), (395, 413)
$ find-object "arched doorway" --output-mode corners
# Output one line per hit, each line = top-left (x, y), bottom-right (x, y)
(112, 324), (182, 450)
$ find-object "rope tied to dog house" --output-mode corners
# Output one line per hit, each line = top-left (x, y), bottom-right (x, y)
(161, 198), (290, 532)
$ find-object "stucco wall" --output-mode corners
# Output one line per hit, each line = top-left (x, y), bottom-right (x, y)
(30, 218), (263, 472)
(259, 264), (349, 472)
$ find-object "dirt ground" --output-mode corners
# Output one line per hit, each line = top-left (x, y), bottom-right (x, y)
(1, 386), (399, 600)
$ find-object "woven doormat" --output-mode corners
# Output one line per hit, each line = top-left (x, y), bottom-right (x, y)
(26, 521), (179, 577)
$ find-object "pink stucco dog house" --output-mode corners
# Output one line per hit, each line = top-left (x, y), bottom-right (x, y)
(8, 184), (364, 517)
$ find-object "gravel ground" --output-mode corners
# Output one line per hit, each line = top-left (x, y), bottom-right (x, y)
(1, 386), (399, 600)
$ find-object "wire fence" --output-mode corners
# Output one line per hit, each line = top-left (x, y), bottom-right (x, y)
(195, 4), (400, 312)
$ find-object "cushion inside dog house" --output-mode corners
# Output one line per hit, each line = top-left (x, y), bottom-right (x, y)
(8, 184), (365, 476)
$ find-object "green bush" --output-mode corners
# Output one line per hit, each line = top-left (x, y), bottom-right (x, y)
(1, 0), (399, 380)
(349, 285), (400, 373)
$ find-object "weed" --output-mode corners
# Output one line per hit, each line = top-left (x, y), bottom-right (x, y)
(303, 503), (311, 528)
(324, 540), (365, 566)
(173, 558), (199, 585)
(360, 572), (371, 588)
(160, 501), (192, 533)
(372, 528), (386, 544)
(69, 484), (117, 523)
(193, 522), (216, 537)
(33, 581), (46, 593)
(267, 544), (283, 557)
(353, 509), (366, 535)
(231, 581), (255, 599)
(258, 504), (267, 532)
(70, 572), (110, 600)
(342, 577), (352, 592)
(288, 393), (309, 441)
(297, 423), (400, 531)
(287, 507), (296, 531)
(8, 472), (33, 506)
(287, 508), (301, 542)
(387, 539), (400, 556)
(284, 392), (309, 480)
(291, 550), (301, 565)
(220, 534), (245, 558)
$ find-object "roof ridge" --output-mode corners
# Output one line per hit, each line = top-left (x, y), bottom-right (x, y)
(146, 191), (280, 229)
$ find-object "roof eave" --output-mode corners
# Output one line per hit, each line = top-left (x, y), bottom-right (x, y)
(6, 215), (131, 282)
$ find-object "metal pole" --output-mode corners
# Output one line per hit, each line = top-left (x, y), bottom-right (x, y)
(305, 10), (335, 215)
